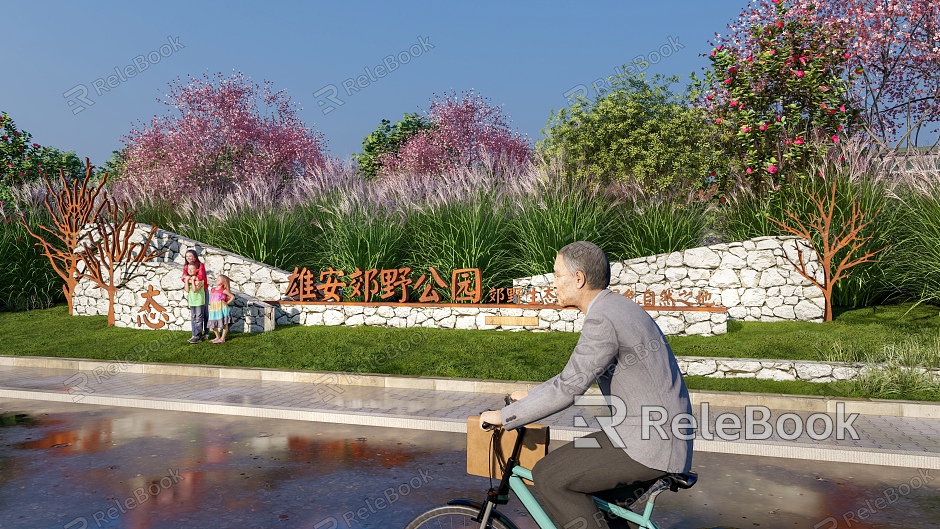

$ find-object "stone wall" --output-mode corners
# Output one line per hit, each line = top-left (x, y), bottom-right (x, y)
(132, 224), (292, 300)
(515, 236), (826, 322)
(72, 262), (276, 333)
(275, 302), (728, 336)
(679, 356), (940, 383)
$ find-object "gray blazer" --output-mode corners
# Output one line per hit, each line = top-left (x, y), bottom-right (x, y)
(501, 289), (693, 474)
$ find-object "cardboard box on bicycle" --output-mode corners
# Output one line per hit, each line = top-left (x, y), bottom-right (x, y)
(466, 416), (550, 482)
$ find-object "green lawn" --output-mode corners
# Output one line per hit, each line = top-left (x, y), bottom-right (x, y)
(2, 303), (939, 401)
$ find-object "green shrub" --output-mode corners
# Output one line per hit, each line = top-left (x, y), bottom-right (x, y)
(407, 191), (514, 299)
(611, 200), (707, 260)
(0, 220), (62, 311)
(508, 183), (617, 278)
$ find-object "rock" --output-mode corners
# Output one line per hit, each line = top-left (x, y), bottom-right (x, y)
(711, 269), (741, 288)
(718, 253), (747, 269)
(455, 316), (476, 330)
(756, 369), (796, 381)
(539, 309), (560, 323)
(721, 360), (762, 373)
(685, 322), (712, 335)
(758, 269), (787, 287)
(794, 299), (825, 321)
(665, 267), (688, 282)
(740, 269), (760, 288)
(323, 310), (344, 326)
(685, 360), (718, 376)
(795, 362), (833, 380)
(740, 289), (766, 307)
(364, 315), (386, 326)
(747, 250), (776, 271)
(655, 316), (684, 335)
(684, 247), (721, 268)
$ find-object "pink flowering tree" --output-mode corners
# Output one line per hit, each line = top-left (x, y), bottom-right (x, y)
(118, 72), (328, 201)
(694, 0), (862, 192)
(378, 90), (531, 178)
(797, 0), (940, 147)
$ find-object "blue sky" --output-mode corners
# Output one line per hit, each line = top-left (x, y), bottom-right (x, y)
(1, 0), (750, 165)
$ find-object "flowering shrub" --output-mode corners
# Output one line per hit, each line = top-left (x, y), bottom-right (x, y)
(799, 0), (940, 146)
(695, 0), (862, 192)
(377, 90), (531, 178)
(118, 72), (329, 201)
(0, 112), (84, 201)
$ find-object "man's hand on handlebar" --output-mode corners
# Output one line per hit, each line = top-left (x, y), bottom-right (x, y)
(480, 410), (501, 430)
(479, 390), (529, 430)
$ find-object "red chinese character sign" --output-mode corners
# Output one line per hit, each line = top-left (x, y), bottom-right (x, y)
(279, 265), (721, 310)
(136, 284), (170, 329)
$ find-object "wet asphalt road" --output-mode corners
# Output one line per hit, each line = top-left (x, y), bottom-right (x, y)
(0, 399), (938, 529)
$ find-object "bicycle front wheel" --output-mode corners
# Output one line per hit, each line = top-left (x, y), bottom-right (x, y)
(404, 504), (512, 529)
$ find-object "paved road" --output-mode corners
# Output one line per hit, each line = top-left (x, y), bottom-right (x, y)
(2, 399), (939, 529)
(1, 364), (939, 470)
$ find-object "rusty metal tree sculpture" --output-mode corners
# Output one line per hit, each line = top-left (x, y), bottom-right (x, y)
(19, 158), (108, 315)
(77, 198), (165, 326)
(765, 180), (886, 322)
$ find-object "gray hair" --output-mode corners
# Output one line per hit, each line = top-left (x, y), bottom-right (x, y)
(558, 241), (610, 289)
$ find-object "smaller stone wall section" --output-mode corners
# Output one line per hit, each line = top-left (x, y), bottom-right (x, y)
(72, 262), (275, 333)
(131, 224), (292, 301)
(679, 356), (940, 383)
(514, 236), (826, 322)
(276, 303), (727, 336)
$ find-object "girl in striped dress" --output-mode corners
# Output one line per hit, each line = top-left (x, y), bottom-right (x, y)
(208, 275), (235, 343)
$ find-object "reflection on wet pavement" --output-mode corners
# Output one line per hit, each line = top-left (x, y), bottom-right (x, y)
(1, 399), (938, 529)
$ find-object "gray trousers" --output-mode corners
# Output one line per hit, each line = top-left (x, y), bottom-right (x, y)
(531, 431), (664, 529)
(190, 305), (207, 339)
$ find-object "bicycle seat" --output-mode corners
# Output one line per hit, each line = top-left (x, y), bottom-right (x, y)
(665, 472), (697, 491)
(593, 472), (697, 505)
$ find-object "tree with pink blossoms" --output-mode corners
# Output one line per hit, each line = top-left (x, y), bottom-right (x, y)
(694, 0), (862, 192)
(377, 90), (531, 178)
(117, 72), (328, 201)
(796, 0), (940, 148)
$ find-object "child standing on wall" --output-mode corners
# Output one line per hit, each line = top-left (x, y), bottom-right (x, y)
(208, 275), (235, 343)
(184, 263), (207, 344)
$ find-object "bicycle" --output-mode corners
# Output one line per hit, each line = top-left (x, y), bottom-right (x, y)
(404, 402), (697, 529)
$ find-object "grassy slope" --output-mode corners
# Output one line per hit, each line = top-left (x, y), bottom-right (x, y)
(2, 303), (938, 400)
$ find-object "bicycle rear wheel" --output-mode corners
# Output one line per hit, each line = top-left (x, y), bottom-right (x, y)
(404, 504), (512, 529)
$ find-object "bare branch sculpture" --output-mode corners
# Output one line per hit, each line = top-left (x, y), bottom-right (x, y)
(19, 158), (107, 314)
(76, 198), (165, 326)
(765, 179), (886, 321)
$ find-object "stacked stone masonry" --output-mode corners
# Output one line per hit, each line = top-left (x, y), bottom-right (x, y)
(514, 235), (826, 323)
(679, 356), (940, 383)
(73, 262), (275, 333)
(70, 228), (821, 335)
(274, 303), (728, 336)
